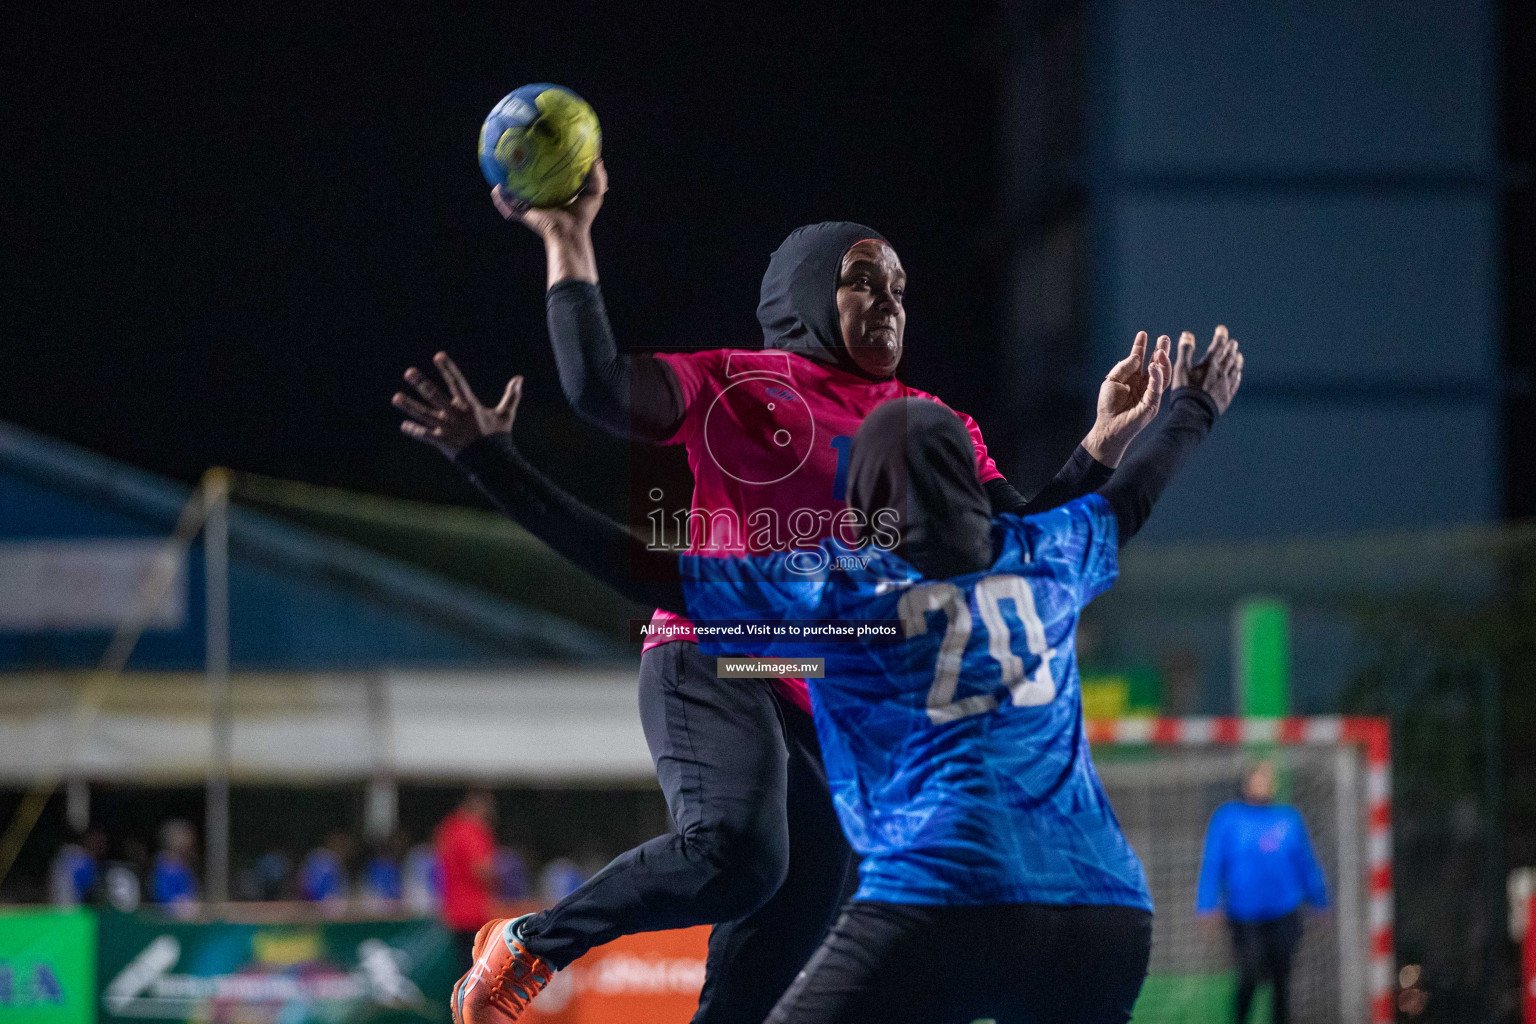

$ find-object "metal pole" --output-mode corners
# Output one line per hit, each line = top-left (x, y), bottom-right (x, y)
(365, 672), (398, 841)
(1480, 660), (1505, 1015)
(65, 778), (90, 834)
(203, 469), (231, 906)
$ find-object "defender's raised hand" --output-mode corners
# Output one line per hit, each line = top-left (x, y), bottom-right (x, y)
(1173, 326), (1243, 414)
(1084, 332), (1172, 467)
(394, 352), (522, 459)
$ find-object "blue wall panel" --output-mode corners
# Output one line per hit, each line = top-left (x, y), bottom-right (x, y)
(1087, 0), (1501, 543)
(0, 472), (169, 539)
(1130, 400), (1499, 542)
(1111, 0), (1495, 174)
(1097, 192), (1498, 385)
(228, 558), (496, 669)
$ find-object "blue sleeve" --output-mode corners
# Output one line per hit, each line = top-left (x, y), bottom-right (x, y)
(1007, 494), (1119, 606)
(680, 551), (842, 659)
(1195, 808), (1228, 914)
(680, 551), (831, 625)
(151, 864), (172, 903)
(1290, 810), (1330, 908)
(1074, 494), (1119, 601)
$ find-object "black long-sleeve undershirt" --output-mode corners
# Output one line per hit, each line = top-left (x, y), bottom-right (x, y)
(1098, 389), (1219, 545)
(985, 445), (1113, 517)
(453, 386), (1219, 619)
(546, 281), (686, 441)
(454, 434), (689, 614)
(544, 279), (1109, 513)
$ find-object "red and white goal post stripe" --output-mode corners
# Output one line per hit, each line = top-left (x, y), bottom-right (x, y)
(1086, 715), (1393, 1024)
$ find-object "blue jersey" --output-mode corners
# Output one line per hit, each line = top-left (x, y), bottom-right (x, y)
(151, 854), (197, 905)
(301, 849), (347, 902)
(364, 856), (404, 901)
(682, 493), (1151, 910)
(49, 846), (96, 906)
(1196, 801), (1328, 922)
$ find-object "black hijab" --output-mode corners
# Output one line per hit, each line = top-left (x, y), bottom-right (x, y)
(757, 221), (891, 380)
(847, 397), (993, 580)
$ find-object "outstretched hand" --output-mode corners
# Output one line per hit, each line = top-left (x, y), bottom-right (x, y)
(1173, 325), (1243, 414)
(1083, 332), (1171, 467)
(393, 352), (522, 459)
(492, 158), (608, 241)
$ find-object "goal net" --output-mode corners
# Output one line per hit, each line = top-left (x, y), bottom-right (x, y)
(1088, 717), (1392, 1024)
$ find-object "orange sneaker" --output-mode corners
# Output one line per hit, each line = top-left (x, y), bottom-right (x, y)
(450, 918), (503, 1024)
(451, 915), (555, 1024)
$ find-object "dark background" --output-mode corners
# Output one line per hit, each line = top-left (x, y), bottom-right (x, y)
(4, 2), (1531, 514)
(4, 1), (1019, 516)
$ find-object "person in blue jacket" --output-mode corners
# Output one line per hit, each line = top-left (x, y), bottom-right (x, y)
(151, 819), (199, 916)
(300, 832), (353, 908)
(1196, 760), (1328, 1024)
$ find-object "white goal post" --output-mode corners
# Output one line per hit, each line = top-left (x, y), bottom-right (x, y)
(1088, 716), (1392, 1024)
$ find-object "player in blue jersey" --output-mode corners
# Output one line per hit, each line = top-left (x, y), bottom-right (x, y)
(396, 328), (1241, 1022)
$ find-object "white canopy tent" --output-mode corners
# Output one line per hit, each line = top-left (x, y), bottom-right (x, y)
(0, 668), (653, 785)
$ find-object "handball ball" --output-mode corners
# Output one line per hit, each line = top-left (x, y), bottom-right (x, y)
(479, 84), (600, 208)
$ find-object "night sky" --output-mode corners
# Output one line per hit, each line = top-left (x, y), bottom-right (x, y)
(8, 2), (1534, 518)
(5, 2), (1004, 514)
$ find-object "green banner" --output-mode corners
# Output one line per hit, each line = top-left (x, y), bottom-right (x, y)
(97, 912), (458, 1024)
(0, 908), (96, 1024)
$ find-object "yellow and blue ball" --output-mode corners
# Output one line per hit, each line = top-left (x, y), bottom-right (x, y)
(478, 84), (600, 208)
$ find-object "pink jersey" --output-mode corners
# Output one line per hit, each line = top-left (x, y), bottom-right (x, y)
(647, 348), (1003, 711)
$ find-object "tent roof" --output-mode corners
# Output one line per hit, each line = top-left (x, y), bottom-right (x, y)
(0, 420), (626, 663)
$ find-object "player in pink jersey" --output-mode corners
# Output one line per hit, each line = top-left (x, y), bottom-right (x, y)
(637, 345), (1011, 713)
(405, 160), (1174, 1024)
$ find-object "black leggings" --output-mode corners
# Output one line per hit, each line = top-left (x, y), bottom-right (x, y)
(767, 901), (1153, 1024)
(1230, 910), (1303, 1024)
(518, 641), (856, 1024)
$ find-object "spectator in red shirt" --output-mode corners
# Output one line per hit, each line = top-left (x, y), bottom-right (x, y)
(435, 790), (498, 964)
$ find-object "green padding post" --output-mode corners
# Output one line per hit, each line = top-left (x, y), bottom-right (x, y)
(1235, 597), (1289, 717)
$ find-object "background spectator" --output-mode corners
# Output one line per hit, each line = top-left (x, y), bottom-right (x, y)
(151, 819), (199, 915)
(300, 831), (353, 910)
(538, 856), (587, 903)
(403, 841), (441, 916)
(495, 844), (531, 902)
(254, 848), (293, 901)
(103, 838), (150, 912)
(434, 790), (497, 963)
(361, 831), (408, 913)
(235, 847), (293, 901)
(49, 828), (106, 906)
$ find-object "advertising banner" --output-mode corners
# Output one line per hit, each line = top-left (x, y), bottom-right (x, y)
(0, 908), (96, 1024)
(518, 926), (708, 1024)
(97, 913), (458, 1024)
(96, 913), (710, 1024)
